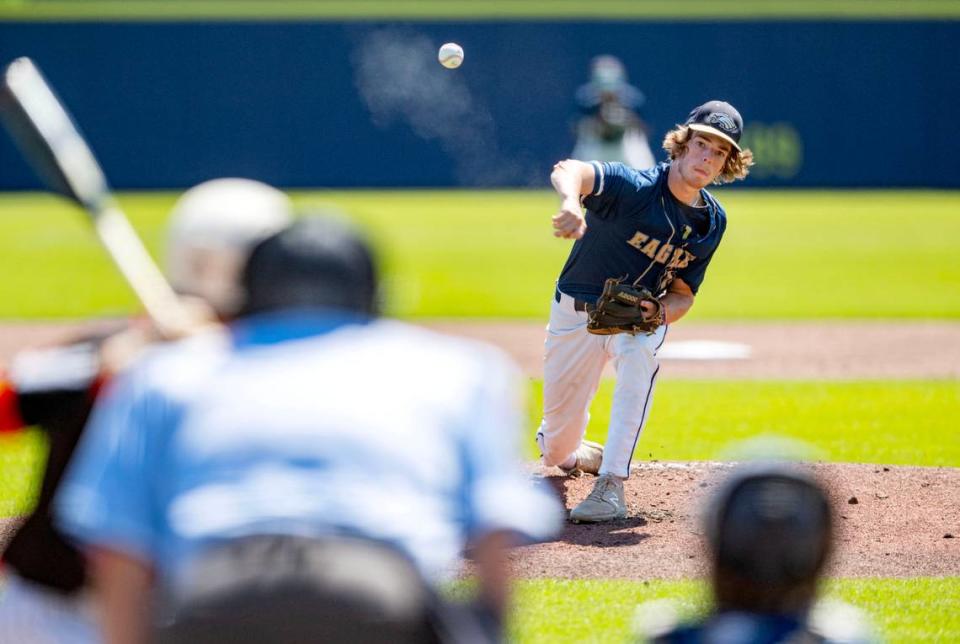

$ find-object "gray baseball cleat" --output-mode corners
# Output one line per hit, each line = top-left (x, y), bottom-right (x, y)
(569, 473), (627, 523)
(560, 440), (604, 477)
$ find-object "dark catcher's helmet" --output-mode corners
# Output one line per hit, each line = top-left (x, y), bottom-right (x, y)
(240, 214), (379, 317)
(704, 463), (833, 588)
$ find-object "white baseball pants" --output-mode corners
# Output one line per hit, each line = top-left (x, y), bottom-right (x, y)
(536, 290), (666, 478)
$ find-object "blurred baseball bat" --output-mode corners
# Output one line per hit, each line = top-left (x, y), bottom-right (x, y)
(0, 57), (192, 337)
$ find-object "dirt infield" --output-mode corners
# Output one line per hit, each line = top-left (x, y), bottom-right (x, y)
(3, 319), (959, 380)
(1, 320), (958, 579)
(427, 320), (960, 380)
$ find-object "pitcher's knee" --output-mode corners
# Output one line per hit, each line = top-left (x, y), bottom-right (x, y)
(538, 433), (575, 467)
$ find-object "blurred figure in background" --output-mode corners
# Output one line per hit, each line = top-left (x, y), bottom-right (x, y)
(636, 462), (875, 643)
(56, 215), (561, 644)
(0, 179), (292, 644)
(571, 55), (656, 170)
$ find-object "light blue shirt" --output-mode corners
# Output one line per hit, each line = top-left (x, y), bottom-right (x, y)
(56, 312), (561, 587)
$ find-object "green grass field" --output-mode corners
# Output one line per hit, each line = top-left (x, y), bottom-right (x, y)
(1, 190), (958, 320)
(530, 380), (960, 466)
(0, 429), (45, 517)
(509, 578), (960, 642)
(0, 188), (957, 641)
(2, 0), (960, 20)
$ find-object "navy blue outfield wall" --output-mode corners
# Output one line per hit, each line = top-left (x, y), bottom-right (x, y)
(0, 20), (957, 189)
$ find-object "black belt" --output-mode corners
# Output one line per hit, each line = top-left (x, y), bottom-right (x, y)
(555, 288), (589, 311)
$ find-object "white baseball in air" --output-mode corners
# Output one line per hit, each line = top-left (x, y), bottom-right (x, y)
(438, 42), (464, 69)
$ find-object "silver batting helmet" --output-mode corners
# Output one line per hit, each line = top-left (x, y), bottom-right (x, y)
(165, 178), (293, 316)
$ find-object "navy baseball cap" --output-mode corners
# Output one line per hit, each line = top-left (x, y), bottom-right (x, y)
(685, 100), (743, 151)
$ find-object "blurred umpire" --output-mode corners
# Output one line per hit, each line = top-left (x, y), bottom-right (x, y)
(636, 462), (875, 644)
(0, 179), (292, 643)
(55, 214), (561, 644)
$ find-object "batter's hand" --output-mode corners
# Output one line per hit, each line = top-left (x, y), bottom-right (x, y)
(99, 296), (221, 375)
(552, 197), (587, 239)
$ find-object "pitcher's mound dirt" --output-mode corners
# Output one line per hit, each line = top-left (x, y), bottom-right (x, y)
(510, 462), (960, 579)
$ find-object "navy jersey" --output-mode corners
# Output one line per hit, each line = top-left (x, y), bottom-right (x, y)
(650, 614), (822, 644)
(557, 162), (726, 301)
(642, 607), (875, 644)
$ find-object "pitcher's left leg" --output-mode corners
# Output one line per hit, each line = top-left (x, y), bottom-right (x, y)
(600, 326), (666, 478)
(568, 327), (666, 523)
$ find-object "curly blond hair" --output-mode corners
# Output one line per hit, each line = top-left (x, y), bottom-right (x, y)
(662, 125), (754, 184)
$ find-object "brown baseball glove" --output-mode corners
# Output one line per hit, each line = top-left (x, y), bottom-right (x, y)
(585, 277), (665, 336)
